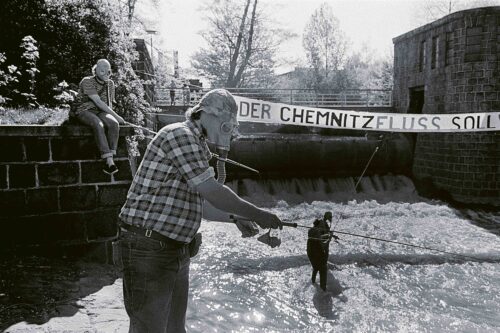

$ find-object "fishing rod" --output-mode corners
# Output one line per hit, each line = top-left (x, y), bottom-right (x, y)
(226, 216), (485, 262)
(125, 121), (259, 174)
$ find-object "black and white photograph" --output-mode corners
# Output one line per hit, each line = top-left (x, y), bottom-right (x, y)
(0, 0), (499, 332)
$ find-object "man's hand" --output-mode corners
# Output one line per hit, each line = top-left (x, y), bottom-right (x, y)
(235, 219), (259, 238)
(253, 211), (283, 230)
(112, 113), (126, 125)
(116, 116), (126, 125)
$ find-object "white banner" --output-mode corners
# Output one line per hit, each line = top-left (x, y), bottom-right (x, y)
(234, 96), (500, 133)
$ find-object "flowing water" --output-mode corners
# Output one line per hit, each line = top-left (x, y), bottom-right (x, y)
(4, 176), (500, 332)
(188, 176), (500, 332)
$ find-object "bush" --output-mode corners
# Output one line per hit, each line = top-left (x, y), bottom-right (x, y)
(0, 0), (153, 155)
(0, 0), (152, 121)
(0, 107), (68, 125)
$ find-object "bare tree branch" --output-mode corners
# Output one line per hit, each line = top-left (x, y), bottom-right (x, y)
(227, 0), (251, 86)
(193, 0), (291, 88)
(233, 0), (257, 86)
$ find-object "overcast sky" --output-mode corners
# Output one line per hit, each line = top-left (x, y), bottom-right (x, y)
(137, 0), (495, 73)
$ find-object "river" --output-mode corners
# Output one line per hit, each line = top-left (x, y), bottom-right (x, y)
(3, 176), (499, 332)
(188, 176), (500, 332)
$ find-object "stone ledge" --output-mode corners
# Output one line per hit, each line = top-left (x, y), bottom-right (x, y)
(0, 125), (136, 137)
(0, 180), (131, 191)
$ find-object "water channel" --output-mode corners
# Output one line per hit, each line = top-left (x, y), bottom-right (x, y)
(187, 176), (500, 332)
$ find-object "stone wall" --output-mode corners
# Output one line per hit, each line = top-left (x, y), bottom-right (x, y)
(0, 125), (134, 249)
(392, 6), (500, 206)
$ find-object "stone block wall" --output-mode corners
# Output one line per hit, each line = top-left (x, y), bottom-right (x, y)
(0, 125), (134, 248)
(392, 7), (500, 206)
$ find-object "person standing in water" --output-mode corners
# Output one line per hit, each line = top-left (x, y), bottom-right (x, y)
(307, 211), (334, 291)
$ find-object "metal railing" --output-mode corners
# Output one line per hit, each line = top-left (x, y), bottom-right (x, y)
(154, 88), (392, 108)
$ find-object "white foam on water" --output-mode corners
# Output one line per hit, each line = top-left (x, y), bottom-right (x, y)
(190, 183), (500, 332)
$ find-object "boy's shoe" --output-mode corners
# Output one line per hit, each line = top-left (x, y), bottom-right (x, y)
(103, 163), (118, 175)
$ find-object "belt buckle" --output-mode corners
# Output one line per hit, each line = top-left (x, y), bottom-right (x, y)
(145, 229), (152, 238)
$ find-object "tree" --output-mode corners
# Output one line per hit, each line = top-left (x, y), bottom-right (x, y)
(302, 2), (348, 90)
(373, 54), (394, 91)
(192, 0), (292, 88)
(340, 44), (393, 90)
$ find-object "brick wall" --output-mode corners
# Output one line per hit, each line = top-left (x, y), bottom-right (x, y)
(0, 125), (134, 249)
(393, 7), (500, 206)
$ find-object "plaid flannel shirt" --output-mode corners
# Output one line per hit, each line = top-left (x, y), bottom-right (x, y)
(119, 120), (214, 243)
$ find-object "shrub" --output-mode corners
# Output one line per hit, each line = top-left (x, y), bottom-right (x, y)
(0, 0), (153, 119)
(0, 53), (21, 110)
(52, 80), (76, 108)
(0, 0), (153, 155)
(18, 36), (40, 107)
(0, 107), (68, 125)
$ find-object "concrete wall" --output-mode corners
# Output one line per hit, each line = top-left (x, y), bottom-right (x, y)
(0, 125), (134, 249)
(222, 134), (412, 180)
(392, 6), (500, 206)
(147, 113), (413, 180)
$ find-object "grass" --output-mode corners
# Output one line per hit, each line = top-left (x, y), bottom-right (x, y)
(0, 107), (69, 125)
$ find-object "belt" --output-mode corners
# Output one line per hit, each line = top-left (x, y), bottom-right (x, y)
(119, 223), (187, 249)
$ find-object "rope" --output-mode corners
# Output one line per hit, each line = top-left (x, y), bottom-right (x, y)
(333, 230), (485, 261)
(331, 135), (389, 232)
(295, 223), (485, 262)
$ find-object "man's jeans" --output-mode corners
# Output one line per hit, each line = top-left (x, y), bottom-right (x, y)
(75, 109), (119, 159)
(113, 231), (190, 333)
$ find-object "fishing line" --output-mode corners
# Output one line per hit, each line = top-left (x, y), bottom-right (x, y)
(292, 222), (485, 262)
(229, 217), (481, 263)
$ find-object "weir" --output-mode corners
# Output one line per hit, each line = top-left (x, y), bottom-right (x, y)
(224, 174), (418, 207)
(148, 113), (414, 181)
(221, 133), (412, 180)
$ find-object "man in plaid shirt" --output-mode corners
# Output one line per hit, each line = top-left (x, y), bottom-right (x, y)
(116, 89), (282, 333)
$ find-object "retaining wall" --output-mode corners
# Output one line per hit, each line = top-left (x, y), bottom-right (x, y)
(0, 125), (134, 251)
